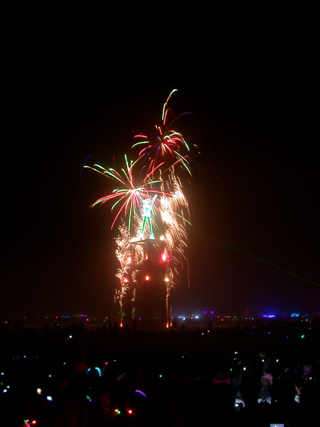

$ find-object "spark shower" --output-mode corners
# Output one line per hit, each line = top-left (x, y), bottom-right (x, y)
(85, 90), (198, 326)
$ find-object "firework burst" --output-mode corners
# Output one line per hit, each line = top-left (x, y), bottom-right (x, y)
(85, 90), (197, 326)
(132, 89), (192, 176)
(84, 154), (166, 233)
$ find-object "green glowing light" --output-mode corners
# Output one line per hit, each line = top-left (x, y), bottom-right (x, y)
(140, 195), (157, 239)
(194, 231), (319, 288)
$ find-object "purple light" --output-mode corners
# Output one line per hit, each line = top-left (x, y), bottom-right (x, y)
(135, 389), (147, 398)
(263, 314), (275, 318)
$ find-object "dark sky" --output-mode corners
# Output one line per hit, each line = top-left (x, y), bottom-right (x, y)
(2, 21), (319, 318)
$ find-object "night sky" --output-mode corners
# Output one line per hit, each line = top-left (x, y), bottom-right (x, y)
(2, 22), (319, 318)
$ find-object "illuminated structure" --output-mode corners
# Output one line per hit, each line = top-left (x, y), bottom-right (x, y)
(139, 195), (157, 239)
(116, 235), (171, 327)
(85, 90), (195, 328)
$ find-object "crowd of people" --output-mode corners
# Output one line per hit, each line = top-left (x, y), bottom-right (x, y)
(0, 316), (319, 426)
